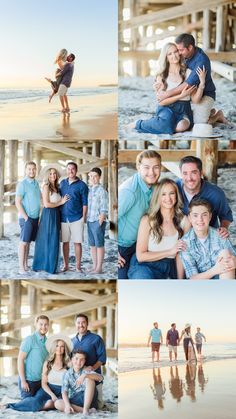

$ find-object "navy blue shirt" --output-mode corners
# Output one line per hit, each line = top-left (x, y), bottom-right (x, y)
(60, 178), (88, 223)
(72, 331), (106, 375)
(60, 62), (74, 88)
(176, 179), (233, 228)
(185, 47), (216, 100)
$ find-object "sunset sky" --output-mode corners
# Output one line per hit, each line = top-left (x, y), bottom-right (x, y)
(119, 281), (236, 344)
(0, 0), (117, 88)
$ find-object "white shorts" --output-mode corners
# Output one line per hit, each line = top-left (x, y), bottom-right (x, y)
(61, 218), (84, 243)
(168, 345), (177, 353)
(58, 84), (68, 96)
(191, 96), (214, 123)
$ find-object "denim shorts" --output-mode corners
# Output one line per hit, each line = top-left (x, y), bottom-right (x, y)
(69, 388), (98, 409)
(87, 221), (106, 247)
(19, 217), (39, 243)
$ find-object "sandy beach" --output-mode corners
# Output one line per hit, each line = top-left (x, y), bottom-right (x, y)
(119, 358), (236, 419)
(0, 89), (117, 141)
(118, 76), (236, 141)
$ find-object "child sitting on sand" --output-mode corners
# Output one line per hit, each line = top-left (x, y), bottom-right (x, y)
(55, 350), (102, 415)
(45, 48), (67, 103)
(180, 199), (236, 279)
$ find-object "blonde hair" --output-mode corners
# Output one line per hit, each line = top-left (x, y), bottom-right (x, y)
(155, 42), (186, 90)
(54, 48), (68, 64)
(148, 178), (184, 242)
(136, 150), (161, 170)
(46, 339), (70, 375)
(44, 168), (60, 194)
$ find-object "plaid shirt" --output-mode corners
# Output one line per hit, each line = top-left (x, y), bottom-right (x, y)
(180, 227), (236, 279)
(87, 184), (108, 222)
(62, 367), (102, 398)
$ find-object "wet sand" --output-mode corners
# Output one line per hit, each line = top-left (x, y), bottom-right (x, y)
(119, 359), (236, 419)
(0, 92), (117, 140)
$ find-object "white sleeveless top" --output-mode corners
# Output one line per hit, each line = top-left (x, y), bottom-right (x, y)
(49, 192), (61, 203)
(166, 69), (191, 100)
(48, 367), (67, 385)
(148, 217), (186, 259)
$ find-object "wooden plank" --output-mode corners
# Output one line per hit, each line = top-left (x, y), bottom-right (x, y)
(162, 161), (181, 178)
(35, 141), (98, 162)
(119, 50), (236, 63)
(119, 149), (193, 164)
(218, 150), (236, 163)
(211, 60), (236, 82)
(0, 141), (5, 238)
(0, 347), (118, 360)
(0, 336), (21, 346)
(1, 293), (118, 333)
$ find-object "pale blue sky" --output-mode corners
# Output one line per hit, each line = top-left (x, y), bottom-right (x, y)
(119, 281), (236, 344)
(0, 0), (117, 87)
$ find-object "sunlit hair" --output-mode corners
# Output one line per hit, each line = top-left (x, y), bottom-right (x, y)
(44, 168), (60, 194)
(148, 178), (184, 243)
(46, 339), (71, 375)
(136, 150), (161, 170)
(155, 42), (186, 90)
(54, 48), (68, 64)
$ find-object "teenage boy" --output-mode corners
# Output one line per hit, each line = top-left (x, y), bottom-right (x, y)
(180, 199), (236, 279)
(17, 315), (49, 398)
(118, 150), (162, 278)
(15, 161), (41, 275)
(55, 350), (102, 415)
(87, 167), (108, 273)
(195, 327), (206, 359)
(60, 162), (88, 273)
(147, 322), (163, 363)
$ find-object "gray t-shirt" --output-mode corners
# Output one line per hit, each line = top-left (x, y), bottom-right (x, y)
(195, 332), (206, 344)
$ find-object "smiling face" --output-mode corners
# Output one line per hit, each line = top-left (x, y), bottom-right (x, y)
(55, 339), (65, 355)
(67, 164), (77, 180)
(75, 316), (88, 336)
(36, 318), (49, 336)
(138, 157), (161, 186)
(181, 162), (202, 195)
(48, 168), (58, 185)
(166, 44), (180, 65)
(72, 353), (86, 371)
(25, 164), (36, 179)
(176, 42), (194, 59)
(160, 182), (177, 209)
(89, 171), (100, 186)
(189, 205), (211, 235)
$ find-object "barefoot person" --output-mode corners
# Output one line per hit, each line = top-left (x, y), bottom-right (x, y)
(147, 322), (163, 363)
(179, 324), (196, 362)
(195, 327), (206, 360)
(57, 53), (75, 113)
(60, 162), (88, 273)
(166, 323), (179, 362)
(118, 150), (162, 278)
(180, 199), (236, 279)
(15, 161), (41, 275)
(45, 48), (68, 103)
(87, 167), (108, 273)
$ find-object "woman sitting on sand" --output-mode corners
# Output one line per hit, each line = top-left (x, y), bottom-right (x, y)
(128, 178), (190, 279)
(32, 164), (69, 274)
(45, 48), (68, 103)
(179, 324), (197, 362)
(4, 334), (72, 412)
(132, 42), (207, 135)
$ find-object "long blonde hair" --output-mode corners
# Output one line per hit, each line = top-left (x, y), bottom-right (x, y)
(155, 42), (186, 90)
(46, 339), (71, 375)
(44, 168), (60, 194)
(54, 49), (68, 64)
(148, 178), (184, 243)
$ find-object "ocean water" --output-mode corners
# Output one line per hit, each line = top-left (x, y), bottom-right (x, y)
(119, 343), (236, 373)
(0, 87), (116, 103)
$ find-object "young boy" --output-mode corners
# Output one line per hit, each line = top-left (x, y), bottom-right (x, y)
(87, 167), (108, 273)
(180, 199), (236, 279)
(55, 350), (103, 415)
(195, 327), (206, 359)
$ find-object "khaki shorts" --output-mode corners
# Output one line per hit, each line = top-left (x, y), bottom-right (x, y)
(61, 218), (84, 243)
(58, 84), (68, 96)
(168, 345), (177, 353)
(191, 95), (214, 123)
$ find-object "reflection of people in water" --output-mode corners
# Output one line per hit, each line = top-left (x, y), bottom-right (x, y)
(150, 368), (166, 410)
(197, 362), (209, 393)
(185, 363), (197, 402)
(169, 366), (183, 403)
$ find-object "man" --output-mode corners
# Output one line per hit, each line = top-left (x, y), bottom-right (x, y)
(147, 322), (163, 363)
(156, 33), (225, 124)
(57, 53), (75, 113)
(177, 155), (233, 239)
(60, 161), (88, 272)
(180, 199), (236, 279)
(15, 161), (41, 275)
(166, 323), (179, 362)
(118, 150), (162, 278)
(71, 313), (106, 409)
(195, 327), (206, 359)
(17, 315), (49, 399)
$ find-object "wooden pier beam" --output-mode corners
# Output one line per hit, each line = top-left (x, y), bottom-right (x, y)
(0, 141), (5, 238)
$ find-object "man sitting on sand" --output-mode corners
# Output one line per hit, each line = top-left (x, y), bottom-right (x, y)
(166, 323), (179, 362)
(195, 327), (206, 360)
(148, 322), (163, 363)
(180, 199), (236, 279)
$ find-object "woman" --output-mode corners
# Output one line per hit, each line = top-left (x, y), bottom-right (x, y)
(179, 324), (197, 362)
(128, 178), (190, 279)
(32, 164), (69, 274)
(5, 334), (72, 412)
(45, 48), (68, 103)
(133, 42), (206, 135)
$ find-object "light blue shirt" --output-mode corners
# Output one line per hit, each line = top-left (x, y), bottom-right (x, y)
(16, 177), (41, 219)
(62, 367), (102, 398)
(20, 332), (48, 381)
(150, 328), (162, 343)
(87, 184), (108, 222)
(118, 173), (154, 247)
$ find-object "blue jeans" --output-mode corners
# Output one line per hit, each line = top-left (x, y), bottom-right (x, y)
(8, 384), (62, 412)
(128, 254), (177, 279)
(70, 388), (98, 409)
(135, 101), (193, 135)
(18, 377), (41, 399)
(118, 243), (136, 279)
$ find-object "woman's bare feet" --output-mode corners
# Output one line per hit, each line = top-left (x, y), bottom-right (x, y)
(208, 109), (229, 124)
